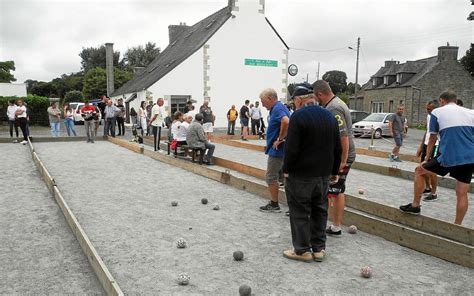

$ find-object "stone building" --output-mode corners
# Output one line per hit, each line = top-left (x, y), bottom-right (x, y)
(111, 0), (288, 127)
(350, 45), (474, 125)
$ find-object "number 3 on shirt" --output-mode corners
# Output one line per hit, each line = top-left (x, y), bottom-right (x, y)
(335, 115), (344, 127)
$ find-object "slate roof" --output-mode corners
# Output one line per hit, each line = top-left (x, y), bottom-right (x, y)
(364, 56), (438, 90)
(111, 7), (231, 97)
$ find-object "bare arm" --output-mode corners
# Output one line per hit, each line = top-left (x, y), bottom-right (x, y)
(424, 134), (438, 162)
(339, 135), (349, 171)
(272, 116), (289, 150)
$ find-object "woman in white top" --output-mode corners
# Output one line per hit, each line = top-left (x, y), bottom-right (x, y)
(6, 100), (19, 138)
(63, 104), (77, 136)
(138, 101), (147, 137)
(14, 99), (28, 144)
(177, 114), (193, 145)
(170, 111), (183, 141)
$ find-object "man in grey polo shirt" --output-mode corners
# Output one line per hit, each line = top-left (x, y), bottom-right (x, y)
(313, 80), (356, 236)
(389, 105), (407, 162)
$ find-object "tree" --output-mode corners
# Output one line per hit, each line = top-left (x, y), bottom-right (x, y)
(30, 81), (54, 97)
(322, 70), (348, 94)
(82, 67), (132, 100)
(122, 42), (161, 70)
(460, 43), (474, 76)
(0, 61), (17, 82)
(347, 82), (361, 94)
(24, 79), (38, 93)
(79, 45), (122, 72)
(64, 90), (84, 104)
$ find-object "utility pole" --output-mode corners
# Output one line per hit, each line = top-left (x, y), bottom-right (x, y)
(355, 37), (360, 97)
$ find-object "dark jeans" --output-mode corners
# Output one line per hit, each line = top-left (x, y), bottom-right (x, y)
(227, 121), (235, 135)
(285, 175), (329, 254)
(251, 119), (261, 135)
(152, 126), (162, 151)
(9, 120), (19, 138)
(116, 117), (125, 135)
(204, 142), (215, 161)
(105, 117), (117, 137)
(16, 118), (28, 141)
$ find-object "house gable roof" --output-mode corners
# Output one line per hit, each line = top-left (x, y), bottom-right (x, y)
(112, 7), (231, 97)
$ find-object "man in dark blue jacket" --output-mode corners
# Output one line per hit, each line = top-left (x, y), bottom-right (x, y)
(282, 83), (342, 263)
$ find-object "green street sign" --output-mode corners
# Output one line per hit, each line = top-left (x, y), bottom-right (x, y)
(244, 58), (278, 67)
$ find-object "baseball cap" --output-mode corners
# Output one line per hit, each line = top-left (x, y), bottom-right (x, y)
(291, 82), (313, 99)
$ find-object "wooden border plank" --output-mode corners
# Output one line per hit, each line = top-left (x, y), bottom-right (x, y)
(30, 144), (124, 296)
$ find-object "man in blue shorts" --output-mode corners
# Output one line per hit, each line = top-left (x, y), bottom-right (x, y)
(400, 91), (474, 225)
(389, 105), (406, 162)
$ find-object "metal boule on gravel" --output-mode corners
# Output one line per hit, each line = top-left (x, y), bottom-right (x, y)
(201, 198), (208, 204)
(171, 201), (178, 206)
(239, 284), (252, 296)
(358, 188), (365, 194)
(348, 225), (358, 234)
(360, 266), (373, 278)
(213, 204), (220, 210)
(176, 238), (187, 248)
(177, 272), (190, 285)
(233, 250), (244, 261)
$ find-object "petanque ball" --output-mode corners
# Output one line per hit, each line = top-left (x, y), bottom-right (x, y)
(201, 198), (208, 205)
(358, 188), (365, 195)
(176, 238), (187, 249)
(177, 272), (190, 285)
(171, 201), (178, 207)
(213, 204), (220, 211)
(348, 225), (358, 234)
(239, 284), (252, 296)
(360, 266), (372, 278)
(233, 250), (244, 261)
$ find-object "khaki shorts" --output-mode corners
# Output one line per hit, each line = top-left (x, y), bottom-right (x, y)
(203, 122), (213, 133)
(266, 155), (283, 185)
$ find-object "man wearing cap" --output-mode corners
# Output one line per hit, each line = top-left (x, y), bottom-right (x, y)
(283, 82), (342, 262)
(259, 88), (290, 213)
(313, 80), (356, 237)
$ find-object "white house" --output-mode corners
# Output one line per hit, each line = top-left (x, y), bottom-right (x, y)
(111, 0), (289, 127)
(0, 83), (27, 97)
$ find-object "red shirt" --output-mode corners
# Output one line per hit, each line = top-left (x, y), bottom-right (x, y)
(81, 105), (96, 113)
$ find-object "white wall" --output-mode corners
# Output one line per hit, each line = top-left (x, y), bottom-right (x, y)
(0, 83), (27, 97)
(206, 0), (288, 127)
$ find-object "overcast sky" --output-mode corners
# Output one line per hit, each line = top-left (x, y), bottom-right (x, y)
(1, 0), (472, 86)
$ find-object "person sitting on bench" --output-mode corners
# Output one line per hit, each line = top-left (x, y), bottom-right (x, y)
(176, 114), (192, 145)
(171, 111), (184, 142)
(186, 113), (215, 165)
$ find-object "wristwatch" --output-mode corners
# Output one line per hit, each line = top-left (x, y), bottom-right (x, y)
(278, 138), (285, 142)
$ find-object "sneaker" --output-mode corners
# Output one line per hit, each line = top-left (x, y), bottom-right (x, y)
(393, 157), (402, 162)
(326, 226), (342, 237)
(279, 182), (285, 187)
(87, 139), (91, 143)
(283, 249), (313, 263)
(388, 154), (394, 161)
(399, 203), (421, 215)
(259, 202), (281, 213)
(241, 138), (248, 142)
(20, 140), (27, 145)
(423, 188), (432, 194)
(313, 249), (326, 262)
(90, 140), (95, 144)
(285, 210), (290, 216)
(423, 193), (438, 202)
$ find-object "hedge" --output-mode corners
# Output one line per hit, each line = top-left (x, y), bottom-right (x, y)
(0, 95), (51, 126)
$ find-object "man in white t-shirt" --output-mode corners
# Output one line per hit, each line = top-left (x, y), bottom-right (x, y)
(7, 100), (19, 139)
(416, 100), (440, 201)
(250, 101), (262, 135)
(148, 98), (166, 151)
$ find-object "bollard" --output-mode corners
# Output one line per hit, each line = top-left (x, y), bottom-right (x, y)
(368, 125), (375, 150)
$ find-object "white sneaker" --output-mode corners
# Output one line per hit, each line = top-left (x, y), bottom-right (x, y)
(20, 140), (27, 145)
(13, 140), (19, 143)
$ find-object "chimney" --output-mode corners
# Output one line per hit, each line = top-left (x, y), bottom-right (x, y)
(437, 45), (459, 62)
(228, 0), (236, 12)
(105, 42), (114, 97)
(384, 60), (399, 67)
(168, 23), (189, 44)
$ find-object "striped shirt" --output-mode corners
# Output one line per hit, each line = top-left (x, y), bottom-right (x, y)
(429, 103), (474, 167)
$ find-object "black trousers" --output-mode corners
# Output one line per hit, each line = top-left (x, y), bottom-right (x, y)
(16, 118), (28, 141)
(152, 126), (162, 151)
(285, 175), (329, 254)
(116, 117), (125, 135)
(251, 119), (260, 135)
(9, 120), (19, 138)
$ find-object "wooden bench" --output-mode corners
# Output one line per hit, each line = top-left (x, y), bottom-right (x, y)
(166, 141), (204, 164)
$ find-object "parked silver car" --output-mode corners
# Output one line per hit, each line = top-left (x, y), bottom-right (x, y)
(352, 113), (392, 138)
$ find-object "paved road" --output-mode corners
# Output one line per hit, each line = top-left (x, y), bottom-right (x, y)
(32, 141), (473, 294)
(0, 144), (103, 294)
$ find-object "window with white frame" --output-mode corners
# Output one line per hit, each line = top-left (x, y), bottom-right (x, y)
(371, 102), (384, 113)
